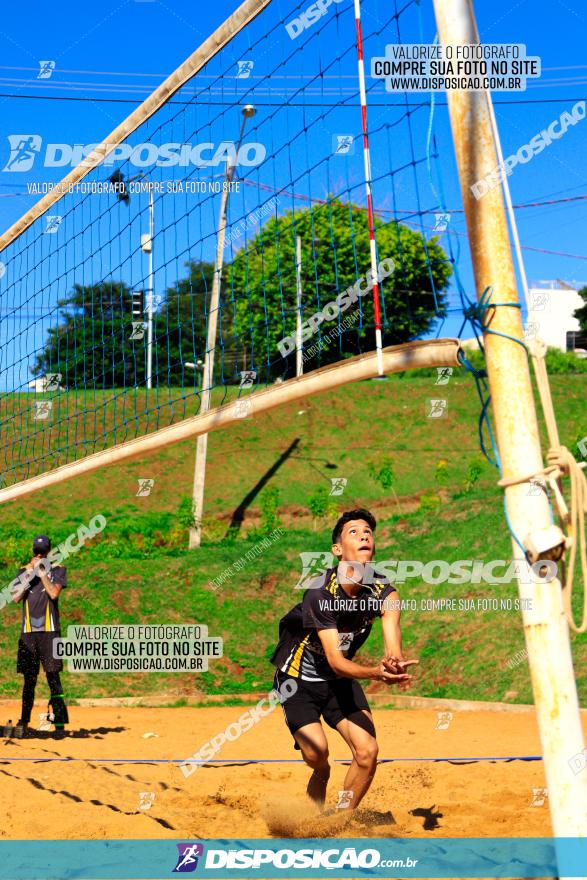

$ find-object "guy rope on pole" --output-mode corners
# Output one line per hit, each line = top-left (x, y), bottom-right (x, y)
(498, 338), (587, 633)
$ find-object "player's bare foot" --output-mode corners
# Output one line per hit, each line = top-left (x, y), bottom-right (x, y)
(306, 766), (330, 807)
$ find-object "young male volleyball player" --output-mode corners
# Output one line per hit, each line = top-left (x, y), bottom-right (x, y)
(270, 508), (416, 810)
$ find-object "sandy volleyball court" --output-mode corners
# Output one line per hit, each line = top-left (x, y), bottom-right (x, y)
(0, 702), (579, 841)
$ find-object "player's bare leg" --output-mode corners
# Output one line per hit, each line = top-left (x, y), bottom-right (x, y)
(335, 711), (378, 810)
(293, 722), (331, 807)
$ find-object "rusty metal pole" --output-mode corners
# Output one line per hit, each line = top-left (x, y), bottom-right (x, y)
(433, 0), (587, 848)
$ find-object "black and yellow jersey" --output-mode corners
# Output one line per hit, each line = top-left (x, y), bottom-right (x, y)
(17, 565), (67, 633)
(270, 567), (396, 682)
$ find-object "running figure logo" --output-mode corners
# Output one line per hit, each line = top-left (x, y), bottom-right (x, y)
(138, 792), (155, 811)
(136, 478), (155, 497)
(333, 135), (354, 155)
(145, 292), (163, 312)
(427, 399), (447, 419)
(239, 370), (256, 389)
(433, 213), (451, 232)
(236, 60), (254, 78)
(44, 215), (63, 234)
(294, 551), (335, 590)
(130, 322), (147, 340)
(530, 291), (550, 311)
(234, 399), (252, 419)
(336, 790), (354, 809)
(38, 712), (52, 731)
(37, 60), (56, 79)
(173, 843), (204, 873)
(435, 367), (452, 386)
(530, 788), (548, 806)
(33, 401), (52, 421)
(3, 135), (42, 172)
(44, 373), (63, 391)
(436, 711), (453, 730)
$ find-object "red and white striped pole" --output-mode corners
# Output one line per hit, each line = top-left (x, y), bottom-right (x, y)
(353, 0), (384, 376)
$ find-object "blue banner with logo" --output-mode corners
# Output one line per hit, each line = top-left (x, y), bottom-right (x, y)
(0, 838), (586, 878)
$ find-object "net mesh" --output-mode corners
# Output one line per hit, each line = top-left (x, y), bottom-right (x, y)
(0, 0), (461, 489)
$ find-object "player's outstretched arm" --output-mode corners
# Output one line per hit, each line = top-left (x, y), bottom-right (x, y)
(381, 600), (403, 658)
(317, 628), (414, 684)
(380, 595), (419, 680)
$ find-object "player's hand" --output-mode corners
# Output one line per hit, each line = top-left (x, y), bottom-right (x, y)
(373, 662), (414, 684)
(32, 556), (49, 576)
(382, 656), (418, 689)
(383, 656), (419, 675)
(26, 556), (42, 571)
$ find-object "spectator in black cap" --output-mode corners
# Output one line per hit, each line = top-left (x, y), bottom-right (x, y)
(12, 535), (68, 735)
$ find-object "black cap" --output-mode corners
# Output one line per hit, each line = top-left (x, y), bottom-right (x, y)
(32, 535), (51, 555)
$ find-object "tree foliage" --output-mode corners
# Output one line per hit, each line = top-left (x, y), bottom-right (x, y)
(228, 198), (452, 376)
(575, 285), (587, 335)
(33, 199), (452, 387)
(33, 262), (214, 387)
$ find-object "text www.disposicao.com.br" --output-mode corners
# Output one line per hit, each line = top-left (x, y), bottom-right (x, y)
(69, 657), (203, 671)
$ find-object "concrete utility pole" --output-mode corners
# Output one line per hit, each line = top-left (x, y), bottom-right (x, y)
(189, 105), (256, 549)
(141, 187), (155, 390)
(295, 235), (303, 377)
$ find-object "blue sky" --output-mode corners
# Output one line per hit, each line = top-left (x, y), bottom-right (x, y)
(0, 0), (585, 274)
(0, 0), (586, 389)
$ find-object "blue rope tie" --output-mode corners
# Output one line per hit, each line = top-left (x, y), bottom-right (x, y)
(461, 287), (527, 354)
(455, 290), (533, 556)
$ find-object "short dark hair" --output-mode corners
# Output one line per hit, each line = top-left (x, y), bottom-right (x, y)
(332, 508), (376, 544)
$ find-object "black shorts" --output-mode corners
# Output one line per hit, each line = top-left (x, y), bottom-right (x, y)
(274, 670), (372, 736)
(16, 633), (63, 675)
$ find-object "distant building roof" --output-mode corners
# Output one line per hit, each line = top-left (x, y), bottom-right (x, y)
(530, 279), (587, 290)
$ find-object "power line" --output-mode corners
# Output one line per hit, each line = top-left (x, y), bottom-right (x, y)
(0, 92), (585, 106)
(0, 62), (584, 78)
(240, 179), (587, 261)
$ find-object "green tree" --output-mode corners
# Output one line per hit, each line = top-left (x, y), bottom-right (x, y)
(33, 280), (136, 388)
(33, 262), (214, 387)
(574, 285), (587, 334)
(229, 197), (452, 376)
(159, 260), (214, 384)
(34, 198), (452, 388)
(307, 485), (337, 530)
(367, 454), (401, 514)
